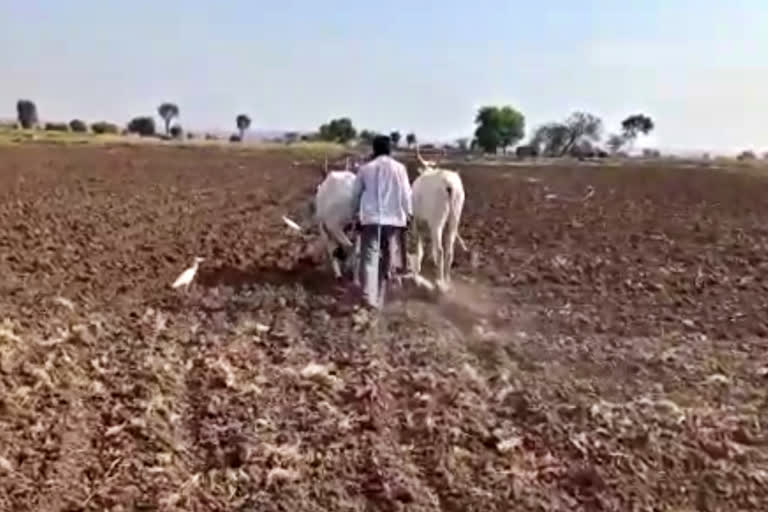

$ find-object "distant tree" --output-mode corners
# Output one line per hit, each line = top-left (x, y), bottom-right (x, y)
(169, 124), (183, 139)
(16, 99), (38, 129)
(229, 134), (241, 143)
(390, 131), (401, 148)
(642, 148), (661, 158)
(318, 117), (356, 144)
(69, 119), (88, 132)
(621, 114), (654, 140)
(532, 112), (603, 156)
(235, 114), (251, 140)
(127, 116), (156, 136)
(607, 134), (626, 154)
(91, 121), (119, 135)
(186, 131), (196, 140)
(515, 145), (538, 158)
(157, 103), (179, 135)
(561, 112), (602, 156)
(283, 131), (300, 144)
(456, 137), (470, 152)
(570, 140), (596, 159)
(737, 150), (756, 161)
(359, 129), (377, 145)
(405, 132), (417, 148)
(531, 123), (569, 156)
(620, 113), (654, 153)
(473, 105), (525, 154)
(44, 122), (69, 132)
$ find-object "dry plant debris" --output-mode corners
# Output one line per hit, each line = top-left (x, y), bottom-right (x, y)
(0, 145), (767, 510)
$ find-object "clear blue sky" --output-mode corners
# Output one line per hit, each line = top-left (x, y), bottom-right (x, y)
(1, 1), (766, 153)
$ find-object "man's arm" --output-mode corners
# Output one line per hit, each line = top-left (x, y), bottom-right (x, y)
(351, 167), (365, 218)
(399, 164), (413, 217)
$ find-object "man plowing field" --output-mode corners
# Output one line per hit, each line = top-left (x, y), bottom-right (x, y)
(350, 135), (412, 310)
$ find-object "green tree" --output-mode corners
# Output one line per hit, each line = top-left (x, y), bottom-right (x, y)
(405, 132), (416, 148)
(157, 103), (179, 135)
(318, 117), (356, 144)
(473, 105), (525, 154)
(236, 114), (251, 140)
(390, 131), (401, 148)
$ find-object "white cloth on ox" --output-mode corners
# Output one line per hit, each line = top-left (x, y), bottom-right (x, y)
(352, 155), (413, 227)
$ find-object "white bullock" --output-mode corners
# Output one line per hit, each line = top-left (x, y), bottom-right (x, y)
(410, 146), (468, 288)
(312, 156), (360, 280)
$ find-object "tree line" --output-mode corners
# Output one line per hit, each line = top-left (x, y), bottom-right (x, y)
(12, 99), (252, 142)
(301, 108), (655, 158)
(11, 98), (655, 156)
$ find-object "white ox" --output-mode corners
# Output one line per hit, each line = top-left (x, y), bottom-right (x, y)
(311, 156), (360, 281)
(411, 146), (468, 288)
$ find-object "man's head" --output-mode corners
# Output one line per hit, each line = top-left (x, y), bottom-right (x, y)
(372, 135), (391, 158)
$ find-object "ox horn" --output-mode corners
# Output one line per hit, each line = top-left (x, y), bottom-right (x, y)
(415, 143), (429, 168)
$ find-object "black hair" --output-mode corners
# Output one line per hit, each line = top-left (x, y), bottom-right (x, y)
(372, 135), (391, 157)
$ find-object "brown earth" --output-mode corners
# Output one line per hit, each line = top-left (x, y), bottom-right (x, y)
(1, 143), (768, 511)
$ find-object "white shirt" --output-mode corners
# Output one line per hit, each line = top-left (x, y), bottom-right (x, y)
(352, 155), (413, 227)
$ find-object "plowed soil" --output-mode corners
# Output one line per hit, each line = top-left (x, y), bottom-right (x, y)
(1, 143), (768, 511)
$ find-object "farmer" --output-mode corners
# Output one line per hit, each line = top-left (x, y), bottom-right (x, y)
(351, 135), (413, 309)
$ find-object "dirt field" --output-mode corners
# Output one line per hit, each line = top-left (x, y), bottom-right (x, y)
(1, 143), (768, 511)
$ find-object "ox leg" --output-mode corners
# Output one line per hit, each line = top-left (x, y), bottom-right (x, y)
(443, 218), (460, 287)
(331, 256), (342, 280)
(414, 223), (425, 276)
(328, 224), (356, 281)
(320, 225), (342, 279)
(431, 226), (445, 286)
(352, 233), (361, 287)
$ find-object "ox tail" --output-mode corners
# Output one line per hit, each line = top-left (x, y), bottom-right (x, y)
(445, 185), (468, 252)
